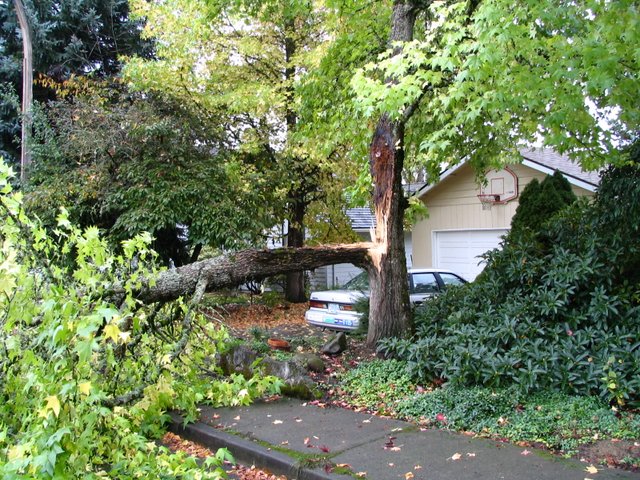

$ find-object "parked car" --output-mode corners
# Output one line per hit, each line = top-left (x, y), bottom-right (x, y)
(304, 268), (467, 332)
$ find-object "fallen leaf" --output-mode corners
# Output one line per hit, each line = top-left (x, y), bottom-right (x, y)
(521, 450), (531, 456)
(355, 472), (367, 478)
(451, 453), (462, 461)
(304, 437), (310, 445)
(233, 416), (240, 421)
(390, 446), (401, 452)
(319, 445), (330, 453)
(585, 465), (598, 474)
(78, 381), (91, 396)
(414, 465), (422, 470)
(336, 463), (351, 468)
(273, 420), (283, 425)
(281, 441), (289, 445)
(363, 419), (371, 423)
(405, 473), (414, 479)
(467, 452), (476, 457)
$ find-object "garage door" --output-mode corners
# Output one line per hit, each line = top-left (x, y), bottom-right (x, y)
(434, 229), (508, 281)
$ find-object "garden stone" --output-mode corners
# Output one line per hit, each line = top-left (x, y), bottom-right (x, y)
(321, 332), (347, 355)
(216, 345), (321, 400)
(292, 353), (325, 373)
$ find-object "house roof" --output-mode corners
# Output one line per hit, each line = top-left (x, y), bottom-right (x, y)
(345, 183), (426, 231)
(346, 207), (375, 231)
(415, 147), (601, 198)
(519, 147), (601, 189)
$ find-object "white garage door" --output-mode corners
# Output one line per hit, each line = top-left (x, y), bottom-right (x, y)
(434, 229), (508, 281)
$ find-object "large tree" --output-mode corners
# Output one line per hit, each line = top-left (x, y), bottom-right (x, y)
(0, 0), (152, 168)
(346, 0), (638, 344)
(125, 0), (346, 301)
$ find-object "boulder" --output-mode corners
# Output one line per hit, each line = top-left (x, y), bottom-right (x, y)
(321, 332), (347, 355)
(293, 353), (325, 373)
(216, 345), (321, 400)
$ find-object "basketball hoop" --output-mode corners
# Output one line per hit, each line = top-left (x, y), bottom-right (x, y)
(477, 193), (501, 210)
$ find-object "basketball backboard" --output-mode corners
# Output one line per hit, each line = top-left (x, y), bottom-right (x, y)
(479, 167), (518, 203)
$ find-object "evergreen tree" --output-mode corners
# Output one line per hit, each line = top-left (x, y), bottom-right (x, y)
(510, 171), (577, 236)
(0, 0), (153, 164)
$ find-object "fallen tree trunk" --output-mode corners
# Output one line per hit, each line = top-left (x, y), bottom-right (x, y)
(130, 243), (373, 304)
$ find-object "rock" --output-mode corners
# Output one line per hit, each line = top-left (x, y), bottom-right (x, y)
(321, 332), (347, 355)
(216, 345), (321, 400)
(293, 353), (325, 373)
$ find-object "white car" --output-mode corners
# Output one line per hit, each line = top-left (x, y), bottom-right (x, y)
(304, 268), (467, 331)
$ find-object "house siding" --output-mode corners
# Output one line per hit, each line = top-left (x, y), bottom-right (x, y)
(412, 163), (593, 269)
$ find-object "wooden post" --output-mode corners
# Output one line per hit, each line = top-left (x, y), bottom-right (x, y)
(14, 0), (33, 184)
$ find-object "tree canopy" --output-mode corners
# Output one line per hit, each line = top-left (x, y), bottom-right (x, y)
(352, 0), (639, 175)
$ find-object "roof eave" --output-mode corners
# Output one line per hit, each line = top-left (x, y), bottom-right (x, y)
(521, 159), (598, 192)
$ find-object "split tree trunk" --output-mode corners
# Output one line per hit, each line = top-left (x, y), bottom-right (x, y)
(366, 1), (419, 347)
(14, 0), (32, 184)
(127, 243), (371, 304)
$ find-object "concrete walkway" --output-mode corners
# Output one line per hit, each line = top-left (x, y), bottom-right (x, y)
(169, 398), (639, 480)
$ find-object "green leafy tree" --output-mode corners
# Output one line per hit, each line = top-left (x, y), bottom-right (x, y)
(126, 0), (341, 301)
(510, 171), (578, 237)
(343, 0), (638, 344)
(26, 81), (276, 265)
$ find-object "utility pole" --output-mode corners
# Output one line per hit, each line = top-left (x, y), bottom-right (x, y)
(14, 0), (33, 184)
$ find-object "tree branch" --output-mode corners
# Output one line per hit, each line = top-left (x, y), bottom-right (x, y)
(115, 243), (372, 304)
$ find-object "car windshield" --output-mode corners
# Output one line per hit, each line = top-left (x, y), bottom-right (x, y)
(342, 272), (369, 291)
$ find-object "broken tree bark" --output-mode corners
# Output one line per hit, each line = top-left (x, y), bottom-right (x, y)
(129, 243), (372, 304)
(366, 1), (421, 347)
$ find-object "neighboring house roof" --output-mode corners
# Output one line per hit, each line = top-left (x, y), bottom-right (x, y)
(346, 207), (375, 231)
(415, 147), (601, 198)
(346, 183), (426, 231)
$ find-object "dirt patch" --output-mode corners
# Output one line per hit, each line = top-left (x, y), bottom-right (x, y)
(213, 300), (377, 397)
(162, 432), (287, 480)
(579, 439), (640, 471)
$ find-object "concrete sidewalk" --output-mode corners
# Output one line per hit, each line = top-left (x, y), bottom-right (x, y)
(169, 398), (639, 480)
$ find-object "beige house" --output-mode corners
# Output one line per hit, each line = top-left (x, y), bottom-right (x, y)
(411, 148), (600, 281)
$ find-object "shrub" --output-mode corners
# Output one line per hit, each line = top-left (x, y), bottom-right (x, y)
(379, 161), (640, 406)
(396, 386), (640, 453)
(0, 163), (281, 478)
(510, 171), (577, 237)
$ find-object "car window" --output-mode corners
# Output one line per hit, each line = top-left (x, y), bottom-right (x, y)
(439, 273), (466, 287)
(411, 273), (439, 294)
(343, 272), (369, 291)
